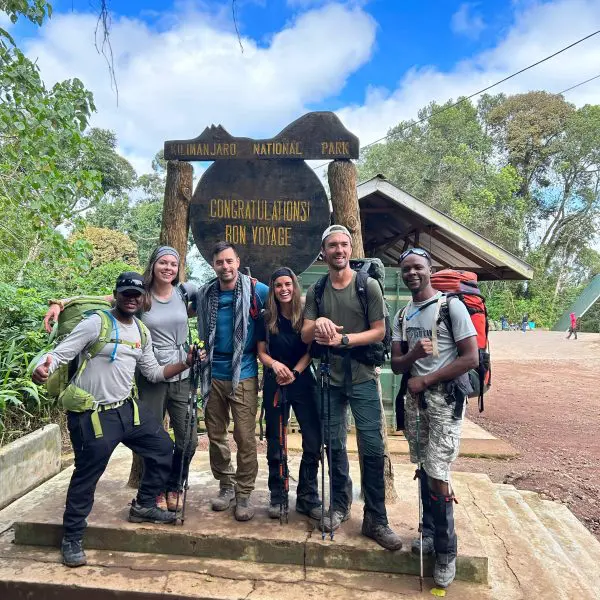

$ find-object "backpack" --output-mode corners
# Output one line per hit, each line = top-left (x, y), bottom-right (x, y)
(33, 298), (148, 400)
(311, 257), (392, 366)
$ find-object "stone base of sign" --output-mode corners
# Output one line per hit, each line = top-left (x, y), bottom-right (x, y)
(2, 445), (600, 598)
(0, 424), (61, 510)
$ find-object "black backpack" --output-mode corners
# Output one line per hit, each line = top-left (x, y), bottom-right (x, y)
(311, 258), (391, 366)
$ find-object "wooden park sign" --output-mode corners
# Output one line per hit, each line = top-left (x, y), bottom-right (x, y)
(164, 111), (358, 162)
(165, 112), (357, 283)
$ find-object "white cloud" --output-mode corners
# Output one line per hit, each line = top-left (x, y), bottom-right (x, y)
(24, 2), (376, 174)
(337, 0), (600, 154)
(451, 3), (486, 39)
(0, 11), (13, 29)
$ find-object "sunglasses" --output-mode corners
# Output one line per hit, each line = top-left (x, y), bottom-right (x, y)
(399, 248), (431, 263)
(117, 278), (144, 288)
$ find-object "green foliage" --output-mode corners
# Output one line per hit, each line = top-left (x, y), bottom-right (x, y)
(358, 92), (600, 328)
(71, 226), (140, 268)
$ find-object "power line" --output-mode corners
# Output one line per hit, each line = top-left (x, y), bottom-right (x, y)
(559, 73), (600, 95)
(312, 29), (600, 171)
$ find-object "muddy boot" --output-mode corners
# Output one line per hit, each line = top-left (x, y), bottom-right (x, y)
(412, 468), (435, 555)
(129, 499), (177, 524)
(211, 486), (235, 512)
(321, 508), (350, 532)
(61, 538), (86, 568)
(361, 512), (403, 551)
(268, 503), (281, 519)
(234, 496), (255, 521)
(430, 492), (458, 588)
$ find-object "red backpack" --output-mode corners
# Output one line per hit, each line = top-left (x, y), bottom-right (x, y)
(430, 269), (491, 412)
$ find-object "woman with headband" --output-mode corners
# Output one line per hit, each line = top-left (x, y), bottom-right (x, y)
(44, 246), (198, 512)
(256, 267), (322, 519)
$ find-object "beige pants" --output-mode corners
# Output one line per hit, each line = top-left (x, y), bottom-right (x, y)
(204, 377), (258, 498)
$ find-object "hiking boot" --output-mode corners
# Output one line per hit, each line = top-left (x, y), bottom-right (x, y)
(361, 513), (403, 551)
(411, 535), (435, 555)
(167, 491), (181, 512)
(156, 492), (167, 511)
(128, 499), (177, 524)
(434, 555), (456, 588)
(211, 487), (235, 512)
(268, 503), (281, 519)
(296, 504), (323, 520)
(61, 538), (86, 568)
(321, 508), (350, 533)
(234, 496), (255, 521)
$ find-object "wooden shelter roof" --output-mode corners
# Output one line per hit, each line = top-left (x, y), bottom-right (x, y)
(358, 175), (533, 281)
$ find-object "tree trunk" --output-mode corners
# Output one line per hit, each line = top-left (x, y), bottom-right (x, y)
(328, 160), (365, 258)
(160, 159), (194, 280)
(128, 160), (193, 489)
(328, 159), (397, 503)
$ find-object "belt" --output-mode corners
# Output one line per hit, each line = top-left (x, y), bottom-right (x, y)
(95, 398), (131, 412)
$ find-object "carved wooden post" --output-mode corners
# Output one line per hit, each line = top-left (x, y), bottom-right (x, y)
(127, 159), (193, 489)
(160, 160), (194, 279)
(328, 159), (398, 503)
(328, 160), (364, 258)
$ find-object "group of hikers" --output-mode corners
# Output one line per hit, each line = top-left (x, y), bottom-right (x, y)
(32, 224), (480, 589)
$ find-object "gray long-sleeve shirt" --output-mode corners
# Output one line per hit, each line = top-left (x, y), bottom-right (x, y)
(37, 313), (167, 406)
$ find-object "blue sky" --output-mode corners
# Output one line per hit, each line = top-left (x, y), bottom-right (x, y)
(6, 0), (600, 176)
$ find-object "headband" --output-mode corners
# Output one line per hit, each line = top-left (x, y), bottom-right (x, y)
(153, 246), (180, 264)
(270, 267), (295, 282)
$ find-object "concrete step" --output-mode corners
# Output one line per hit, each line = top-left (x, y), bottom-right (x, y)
(10, 449), (488, 584)
(455, 474), (595, 599)
(518, 489), (600, 590)
(495, 485), (598, 599)
(0, 531), (494, 600)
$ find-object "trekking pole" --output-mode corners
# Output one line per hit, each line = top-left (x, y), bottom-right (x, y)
(414, 391), (425, 592)
(319, 349), (329, 540)
(325, 350), (333, 541)
(175, 342), (202, 525)
(280, 386), (289, 524)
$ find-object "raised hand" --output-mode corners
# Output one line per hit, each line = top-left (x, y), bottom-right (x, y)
(32, 355), (52, 384)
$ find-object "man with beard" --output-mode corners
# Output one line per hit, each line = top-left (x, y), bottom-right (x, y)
(391, 248), (478, 589)
(301, 225), (402, 551)
(195, 241), (268, 522)
(32, 272), (201, 568)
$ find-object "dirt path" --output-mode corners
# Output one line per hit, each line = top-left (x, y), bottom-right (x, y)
(453, 331), (600, 540)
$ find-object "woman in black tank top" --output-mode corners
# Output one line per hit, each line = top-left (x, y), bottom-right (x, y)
(257, 268), (322, 520)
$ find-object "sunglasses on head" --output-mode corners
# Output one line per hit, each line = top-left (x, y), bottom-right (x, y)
(399, 248), (431, 263)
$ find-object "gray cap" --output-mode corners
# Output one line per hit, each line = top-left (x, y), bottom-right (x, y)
(321, 224), (352, 243)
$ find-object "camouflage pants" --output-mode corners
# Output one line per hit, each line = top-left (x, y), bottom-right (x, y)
(404, 388), (465, 482)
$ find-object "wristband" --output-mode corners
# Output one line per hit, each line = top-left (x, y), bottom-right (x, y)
(292, 369), (300, 378)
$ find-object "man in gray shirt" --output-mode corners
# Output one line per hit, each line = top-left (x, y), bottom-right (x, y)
(391, 249), (478, 589)
(32, 272), (203, 568)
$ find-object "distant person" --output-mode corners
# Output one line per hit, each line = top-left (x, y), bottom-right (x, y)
(567, 313), (578, 340)
(500, 315), (508, 331)
(391, 248), (478, 589)
(521, 314), (529, 333)
(32, 272), (204, 568)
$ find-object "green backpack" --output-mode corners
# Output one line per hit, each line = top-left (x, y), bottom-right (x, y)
(31, 298), (149, 436)
(37, 297), (112, 398)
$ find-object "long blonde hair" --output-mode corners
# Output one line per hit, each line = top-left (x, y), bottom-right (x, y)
(264, 268), (303, 335)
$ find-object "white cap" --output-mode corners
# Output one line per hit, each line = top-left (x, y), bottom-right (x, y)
(321, 224), (352, 243)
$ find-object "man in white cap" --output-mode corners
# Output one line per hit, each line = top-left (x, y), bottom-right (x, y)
(301, 225), (402, 550)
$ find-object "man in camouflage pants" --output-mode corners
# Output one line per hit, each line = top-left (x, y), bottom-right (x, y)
(391, 248), (478, 589)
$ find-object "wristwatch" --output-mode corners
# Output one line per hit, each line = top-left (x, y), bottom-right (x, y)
(292, 369), (300, 378)
(341, 334), (350, 347)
